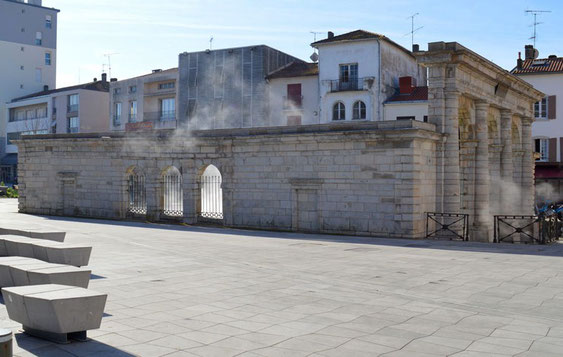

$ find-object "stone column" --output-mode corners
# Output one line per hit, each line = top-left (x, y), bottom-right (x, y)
(472, 101), (492, 242)
(500, 110), (514, 210)
(443, 90), (461, 214)
(521, 118), (535, 214)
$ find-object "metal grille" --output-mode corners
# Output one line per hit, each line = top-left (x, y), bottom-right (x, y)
(127, 174), (146, 215)
(425, 212), (469, 241)
(200, 175), (223, 219)
(163, 174), (183, 217)
(494, 215), (559, 244)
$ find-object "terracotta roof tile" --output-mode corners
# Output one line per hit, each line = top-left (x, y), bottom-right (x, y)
(11, 80), (109, 102)
(312, 30), (413, 58)
(386, 86), (428, 102)
(512, 57), (563, 75)
(266, 61), (318, 79)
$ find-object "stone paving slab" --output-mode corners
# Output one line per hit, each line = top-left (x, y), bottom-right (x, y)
(0, 199), (563, 356)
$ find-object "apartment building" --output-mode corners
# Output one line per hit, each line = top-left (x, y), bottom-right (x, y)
(5, 76), (109, 179)
(178, 45), (300, 130)
(0, 0), (58, 182)
(512, 45), (563, 200)
(110, 68), (178, 131)
(265, 30), (427, 126)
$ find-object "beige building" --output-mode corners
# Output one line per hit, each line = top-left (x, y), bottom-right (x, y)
(5, 75), (109, 179)
(110, 68), (178, 131)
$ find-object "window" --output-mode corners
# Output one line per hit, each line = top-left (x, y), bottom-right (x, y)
(129, 101), (137, 122)
(35, 68), (42, 83)
(423, 115), (428, 123)
(20, 66), (24, 70)
(114, 88), (122, 95)
(333, 102), (345, 121)
(160, 98), (175, 120)
(535, 97), (547, 119)
(115, 102), (122, 124)
(45, 52), (51, 66)
(21, 47), (24, 52)
(352, 101), (366, 120)
(68, 117), (79, 133)
(396, 116), (416, 120)
(159, 82), (175, 90)
(26, 110), (35, 120)
(35, 32), (42, 46)
(68, 94), (79, 112)
(129, 85), (137, 93)
(535, 139), (549, 162)
(46, 15), (52, 29)
(286, 84), (302, 108)
(7, 133), (21, 146)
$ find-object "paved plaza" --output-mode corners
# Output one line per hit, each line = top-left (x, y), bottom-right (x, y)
(1, 199), (563, 356)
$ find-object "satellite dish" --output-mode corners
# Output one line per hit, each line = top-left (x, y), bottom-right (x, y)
(534, 49), (539, 59)
(310, 52), (319, 62)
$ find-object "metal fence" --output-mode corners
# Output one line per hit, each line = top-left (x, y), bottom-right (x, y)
(425, 212), (469, 241)
(127, 174), (146, 215)
(200, 175), (223, 220)
(163, 174), (183, 217)
(494, 214), (559, 244)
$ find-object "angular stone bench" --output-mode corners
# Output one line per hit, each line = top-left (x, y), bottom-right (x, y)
(2, 284), (107, 343)
(0, 228), (65, 242)
(0, 257), (90, 288)
(0, 236), (91, 267)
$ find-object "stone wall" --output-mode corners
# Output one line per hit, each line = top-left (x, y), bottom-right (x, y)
(17, 121), (439, 239)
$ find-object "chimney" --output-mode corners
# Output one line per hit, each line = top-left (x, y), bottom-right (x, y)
(93, 78), (97, 82)
(399, 76), (416, 94)
(328, 31), (334, 39)
(43, 85), (49, 91)
(412, 44), (419, 52)
(152, 69), (162, 73)
(101, 73), (107, 83)
(517, 52), (523, 70)
(525, 45), (535, 60)
(110, 78), (118, 82)
(548, 55), (557, 59)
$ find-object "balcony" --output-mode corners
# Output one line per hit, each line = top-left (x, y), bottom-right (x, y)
(113, 115), (122, 126)
(143, 88), (176, 97)
(128, 114), (138, 123)
(283, 96), (303, 110)
(328, 77), (373, 92)
(67, 104), (79, 113)
(143, 111), (176, 122)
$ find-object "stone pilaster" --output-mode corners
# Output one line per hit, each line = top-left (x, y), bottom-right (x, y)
(500, 110), (514, 211)
(521, 118), (535, 214)
(427, 65), (446, 212)
(443, 91), (461, 214)
(472, 101), (492, 242)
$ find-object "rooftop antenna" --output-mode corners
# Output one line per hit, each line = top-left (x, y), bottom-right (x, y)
(209, 36), (214, 50)
(310, 31), (323, 62)
(103, 52), (119, 79)
(405, 13), (423, 48)
(525, 9), (551, 48)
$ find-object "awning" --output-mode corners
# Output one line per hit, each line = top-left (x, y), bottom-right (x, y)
(536, 163), (563, 179)
(0, 154), (17, 166)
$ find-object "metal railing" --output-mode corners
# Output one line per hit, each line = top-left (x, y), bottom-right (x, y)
(127, 174), (147, 215)
(163, 174), (183, 217)
(328, 78), (368, 92)
(128, 114), (137, 123)
(494, 214), (559, 244)
(200, 175), (223, 220)
(426, 212), (469, 241)
(113, 115), (122, 126)
(67, 104), (79, 113)
(143, 111), (176, 122)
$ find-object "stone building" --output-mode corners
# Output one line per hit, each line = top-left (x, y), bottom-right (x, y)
(16, 41), (542, 241)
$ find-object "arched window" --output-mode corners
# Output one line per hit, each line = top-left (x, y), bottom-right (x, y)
(162, 166), (183, 217)
(200, 165), (223, 220)
(126, 167), (146, 215)
(333, 102), (345, 121)
(352, 101), (366, 120)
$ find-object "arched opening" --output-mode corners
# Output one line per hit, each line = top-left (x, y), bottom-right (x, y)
(352, 100), (366, 120)
(126, 166), (146, 216)
(332, 102), (345, 121)
(161, 166), (183, 217)
(199, 165), (223, 220)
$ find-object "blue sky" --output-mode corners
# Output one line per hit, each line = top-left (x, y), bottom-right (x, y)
(48, 0), (562, 87)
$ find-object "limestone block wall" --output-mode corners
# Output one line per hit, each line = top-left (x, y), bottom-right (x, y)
(17, 121), (439, 239)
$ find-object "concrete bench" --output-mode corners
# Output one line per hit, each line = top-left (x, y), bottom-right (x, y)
(2, 284), (107, 343)
(0, 228), (65, 242)
(0, 257), (90, 288)
(0, 236), (91, 267)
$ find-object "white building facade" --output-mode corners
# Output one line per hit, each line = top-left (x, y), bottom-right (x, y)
(0, 0), (59, 182)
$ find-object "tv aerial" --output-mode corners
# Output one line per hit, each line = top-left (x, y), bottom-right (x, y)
(405, 13), (423, 48)
(310, 31), (323, 62)
(525, 9), (551, 48)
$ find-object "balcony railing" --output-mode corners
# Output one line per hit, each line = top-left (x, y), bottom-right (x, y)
(67, 104), (79, 113)
(328, 77), (371, 92)
(113, 115), (122, 126)
(283, 96), (303, 110)
(128, 114), (138, 123)
(143, 111), (176, 122)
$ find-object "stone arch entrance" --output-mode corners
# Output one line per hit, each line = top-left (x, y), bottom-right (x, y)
(198, 165), (223, 221)
(126, 166), (147, 216)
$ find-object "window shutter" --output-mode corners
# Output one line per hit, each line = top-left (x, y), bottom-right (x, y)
(549, 138), (557, 162)
(548, 95), (556, 119)
(560, 138), (563, 163)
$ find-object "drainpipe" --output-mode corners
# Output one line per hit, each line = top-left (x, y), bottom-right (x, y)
(377, 39), (382, 121)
